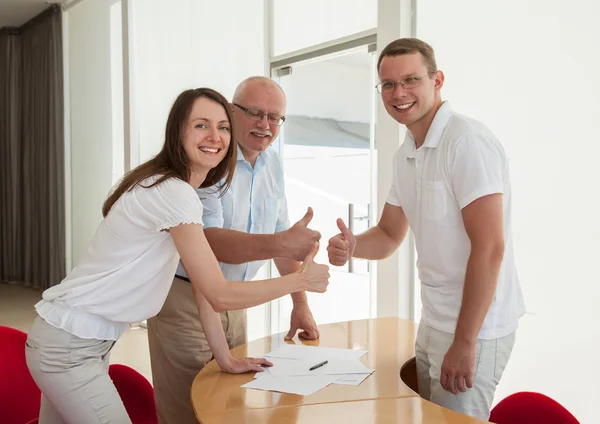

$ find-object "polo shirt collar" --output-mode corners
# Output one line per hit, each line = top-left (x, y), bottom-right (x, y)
(403, 101), (454, 158)
(422, 100), (453, 149)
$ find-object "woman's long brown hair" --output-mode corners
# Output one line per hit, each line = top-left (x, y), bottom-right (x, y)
(102, 88), (237, 217)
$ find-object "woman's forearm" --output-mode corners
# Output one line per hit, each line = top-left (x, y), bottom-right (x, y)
(172, 223), (310, 313)
(192, 289), (231, 366)
(207, 274), (306, 312)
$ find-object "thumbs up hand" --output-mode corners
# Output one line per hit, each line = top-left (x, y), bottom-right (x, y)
(295, 207), (315, 227)
(327, 218), (356, 266)
(279, 207), (322, 261)
(297, 242), (330, 293)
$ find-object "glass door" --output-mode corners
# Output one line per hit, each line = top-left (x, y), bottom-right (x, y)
(271, 46), (377, 331)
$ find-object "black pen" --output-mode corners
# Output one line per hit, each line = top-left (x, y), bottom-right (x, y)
(309, 360), (328, 371)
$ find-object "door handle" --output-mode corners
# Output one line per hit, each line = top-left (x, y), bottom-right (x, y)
(348, 203), (370, 273)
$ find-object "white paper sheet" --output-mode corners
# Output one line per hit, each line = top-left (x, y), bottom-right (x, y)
(264, 345), (367, 361)
(245, 345), (374, 394)
(254, 357), (298, 377)
(266, 357), (374, 378)
(334, 373), (373, 386)
(242, 373), (341, 396)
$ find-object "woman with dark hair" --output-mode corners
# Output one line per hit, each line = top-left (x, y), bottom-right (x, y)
(25, 88), (329, 423)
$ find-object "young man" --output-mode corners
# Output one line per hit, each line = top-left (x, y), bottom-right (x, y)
(327, 38), (525, 420)
(148, 77), (321, 424)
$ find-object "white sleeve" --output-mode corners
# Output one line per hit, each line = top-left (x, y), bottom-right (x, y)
(136, 177), (204, 231)
(450, 133), (506, 209)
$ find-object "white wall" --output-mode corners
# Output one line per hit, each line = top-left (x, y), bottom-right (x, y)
(133, 0), (194, 163)
(273, 0), (377, 55)
(417, 0), (600, 421)
(134, 0), (266, 163)
(67, 0), (117, 265)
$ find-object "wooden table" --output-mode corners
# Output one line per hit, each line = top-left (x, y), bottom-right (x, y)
(191, 317), (489, 423)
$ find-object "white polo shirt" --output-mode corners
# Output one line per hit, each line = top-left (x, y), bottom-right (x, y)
(387, 101), (525, 339)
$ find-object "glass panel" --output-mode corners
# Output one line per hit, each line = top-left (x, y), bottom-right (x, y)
(274, 47), (376, 330)
(273, 0), (377, 56)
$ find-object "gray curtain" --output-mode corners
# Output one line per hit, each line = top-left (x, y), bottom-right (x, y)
(0, 29), (22, 284)
(0, 5), (65, 290)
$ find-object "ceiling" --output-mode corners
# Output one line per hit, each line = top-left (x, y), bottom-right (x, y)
(0, 0), (62, 29)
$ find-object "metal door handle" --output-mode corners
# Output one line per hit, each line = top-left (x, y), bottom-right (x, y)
(348, 203), (370, 273)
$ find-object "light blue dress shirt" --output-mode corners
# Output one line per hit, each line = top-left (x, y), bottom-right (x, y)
(176, 146), (290, 282)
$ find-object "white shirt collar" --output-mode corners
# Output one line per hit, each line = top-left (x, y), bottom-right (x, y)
(403, 101), (454, 158)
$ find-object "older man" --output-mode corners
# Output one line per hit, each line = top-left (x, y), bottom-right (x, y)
(147, 76), (321, 424)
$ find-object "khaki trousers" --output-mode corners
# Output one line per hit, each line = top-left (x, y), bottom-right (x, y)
(147, 277), (246, 424)
(415, 322), (516, 420)
(25, 316), (129, 424)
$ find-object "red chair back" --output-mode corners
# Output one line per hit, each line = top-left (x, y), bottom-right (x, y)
(109, 364), (158, 424)
(0, 325), (42, 424)
(490, 391), (580, 424)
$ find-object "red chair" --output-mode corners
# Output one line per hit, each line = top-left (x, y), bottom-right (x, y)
(20, 364), (157, 424)
(109, 364), (158, 424)
(490, 391), (580, 424)
(0, 325), (42, 424)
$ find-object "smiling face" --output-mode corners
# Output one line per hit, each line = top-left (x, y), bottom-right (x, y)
(378, 52), (444, 138)
(181, 96), (231, 175)
(232, 79), (286, 165)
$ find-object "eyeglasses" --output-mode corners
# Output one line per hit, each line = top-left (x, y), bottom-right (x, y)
(233, 103), (286, 126)
(375, 76), (424, 94)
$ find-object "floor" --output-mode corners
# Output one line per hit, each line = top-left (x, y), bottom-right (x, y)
(0, 283), (153, 382)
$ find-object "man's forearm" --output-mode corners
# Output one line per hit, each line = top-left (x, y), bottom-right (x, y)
(354, 225), (402, 260)
(454, 249), (503, 344)
(205, 228), (282, 264)
(274, 257), (307, 305)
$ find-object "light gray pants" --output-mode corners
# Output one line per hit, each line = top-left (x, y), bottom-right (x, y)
(415, 322), (516, 420)
(25, 316), (131, 424)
